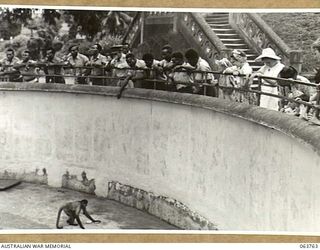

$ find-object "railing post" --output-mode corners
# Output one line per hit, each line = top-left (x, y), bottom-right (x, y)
(315, 85), (320, 119)
(173, 13), (179, 33)
(140, 12), (145, 44)
(257, 76), (262, 107)
(289, 50), (303, 74)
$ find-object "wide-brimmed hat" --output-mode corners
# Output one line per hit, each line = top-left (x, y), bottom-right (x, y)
(255, 48), (281, 61)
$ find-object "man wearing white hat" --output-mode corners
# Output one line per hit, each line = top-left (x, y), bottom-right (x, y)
(249, 48), (284, 111)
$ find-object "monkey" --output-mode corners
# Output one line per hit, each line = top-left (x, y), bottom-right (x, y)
(56, 199), (101, 229)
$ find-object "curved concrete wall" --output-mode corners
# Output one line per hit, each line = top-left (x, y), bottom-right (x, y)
(1, 82), (320, 232)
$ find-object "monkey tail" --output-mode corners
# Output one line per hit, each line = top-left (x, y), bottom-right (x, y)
(56, 207), (64, 229)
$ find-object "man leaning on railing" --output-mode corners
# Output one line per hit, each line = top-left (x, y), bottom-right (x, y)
(41, 47), (66, 84)
(66, 45), (89, 85)
(117, 53), (146, 99)
(13, 50), (40, 83)
(175, 48), (216, 97)
(277, 66), (316, 119)
(168, 51), (193, 94)
(85, 44), (109, 86)
(0, 48), (21, 82)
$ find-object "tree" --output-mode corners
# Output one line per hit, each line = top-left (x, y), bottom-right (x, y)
(64, 10), (135, 40)
(42, 9), (61, 26)
(0, 8), (33, 39)
(101, 11), (133, 36)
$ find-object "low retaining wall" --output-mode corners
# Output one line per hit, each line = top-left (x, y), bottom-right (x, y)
(107, 181), (217, 230)
(0, 82), (320, 231)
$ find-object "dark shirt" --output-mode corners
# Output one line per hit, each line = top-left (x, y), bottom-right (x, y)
(42, 57), (65, 84)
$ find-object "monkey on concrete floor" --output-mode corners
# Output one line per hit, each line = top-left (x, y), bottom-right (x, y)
(56, 199), (101, 229)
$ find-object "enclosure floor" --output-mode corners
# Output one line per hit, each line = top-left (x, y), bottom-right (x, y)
(0, 182), (177, 230)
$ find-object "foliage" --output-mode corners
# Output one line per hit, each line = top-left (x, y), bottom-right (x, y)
(64, 10), (104, 40)
(95, 34), (123, 54)
(64, 10), (135, 40)
(0, 34), (30, 59)
(42, 9), (61, 26)
(0, 8), (33, 39)
(0, 8), (32, 24)
(260, 13), (320, 73)
(101, 11), (133, 36)
(0, 8), (136, 60)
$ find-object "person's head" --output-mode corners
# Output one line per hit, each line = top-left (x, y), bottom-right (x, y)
(142, 53), (154, 68)
(22, 50), (31, 62)
(255, 48), (281, 67)
(6, 48), (14, 61)
(161, 44), (173, 61)
(261, 57), (279, 68)
(230, 49), (247, 67)
(125, 53), (136, 68)
(122, 42), (130, 54)
(69, 45), (79, 58)
(171, 51), (184, 66)
(46, 47), (56, 61)
(185, 48), (199, 67)
(91, 43), (102, 56)
(110, 45), (124, 59)
(278, 66), (298, 87)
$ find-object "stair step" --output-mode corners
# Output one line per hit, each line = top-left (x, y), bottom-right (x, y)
(220, 38), (244, 43)
(207, 20), (229, 24)
(234, 48), (253, 52)
(205, 13), (229, 17)
(212, 28), (237, 34)
(208, 23), (232, 28)
(235, 48), (256, 53)
(206, 16), (229, 21)
(225, 44), (250, 49)
(247, 58), (257, 62)
(216, 33), (240, 38)
(247, 60), (261, 67)
(205, 13), (262, 73)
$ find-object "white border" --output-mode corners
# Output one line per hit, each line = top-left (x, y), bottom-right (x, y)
(0, 3), (319, 236)
(1, 229), (320, 236)
(0, 4), (319, 12)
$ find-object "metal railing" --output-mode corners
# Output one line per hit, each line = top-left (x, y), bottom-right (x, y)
(0, 63), (319, 116)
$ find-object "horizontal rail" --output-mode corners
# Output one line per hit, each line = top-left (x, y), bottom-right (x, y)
(0, 66), (319, 113)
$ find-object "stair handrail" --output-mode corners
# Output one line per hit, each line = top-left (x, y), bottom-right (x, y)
(229, 13), (303, 72)
(249, 13), (291, 56)
(177, 13), (230, 69)
(189, 13), (228, 53)
(122, 12), (142, 45)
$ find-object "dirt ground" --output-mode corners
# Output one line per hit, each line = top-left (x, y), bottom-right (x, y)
(0, 182), (177, 230)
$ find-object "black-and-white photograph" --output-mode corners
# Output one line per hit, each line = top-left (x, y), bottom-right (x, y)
(0, 5), (319, 232)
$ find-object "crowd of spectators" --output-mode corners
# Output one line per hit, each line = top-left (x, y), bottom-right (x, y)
(0, 39), (319, 123)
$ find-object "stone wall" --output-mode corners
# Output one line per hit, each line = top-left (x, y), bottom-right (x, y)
(0, 82), (320, 231)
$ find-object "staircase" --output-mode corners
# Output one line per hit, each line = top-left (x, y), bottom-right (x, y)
(205, 13), (262, 71)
